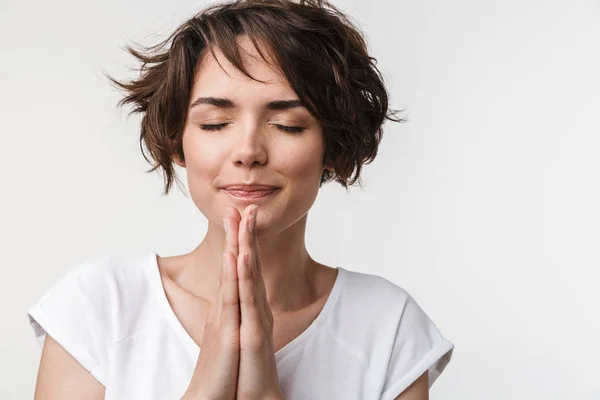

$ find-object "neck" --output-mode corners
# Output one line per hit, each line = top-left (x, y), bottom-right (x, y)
(182, 213), (318, 312)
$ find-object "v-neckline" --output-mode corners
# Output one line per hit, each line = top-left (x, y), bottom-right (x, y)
(147, 253), (346, 362)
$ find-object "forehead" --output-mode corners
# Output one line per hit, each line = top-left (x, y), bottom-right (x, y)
(192, 36), (294, 98)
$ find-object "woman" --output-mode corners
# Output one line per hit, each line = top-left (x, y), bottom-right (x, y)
(27, 0), (454, 399)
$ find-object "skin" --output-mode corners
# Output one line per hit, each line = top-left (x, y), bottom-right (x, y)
(172, 35), (337, 399)
(32, 34), (428, 400)
(218, 205), (429, 400)
(170, 35), (335, 315)
(170, 35), (429, 399)
(228, 204), (284, 399)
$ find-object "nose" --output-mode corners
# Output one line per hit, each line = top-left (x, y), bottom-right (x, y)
(231, 123), (268, 169)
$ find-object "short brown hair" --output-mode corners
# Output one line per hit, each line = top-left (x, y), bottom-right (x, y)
(106, 0), (405, 195)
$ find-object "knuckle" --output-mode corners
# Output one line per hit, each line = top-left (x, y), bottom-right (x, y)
(218, 330), (240, 350)
(206, 308), (214, 322)
(243, 293), (258, 306)
(228, 246), (239, 257)
(221, 295), (239, 308)
(247, 334), (267, 350)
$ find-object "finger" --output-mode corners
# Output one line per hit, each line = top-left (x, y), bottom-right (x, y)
(237, 205), (258, 282)
(218, 207), (241, 326)
(237, 250), (264, 330)
(249, 225), (273, 326)
(237, 206), (271, 327)
(242, 206), (267, 298)
(237, 207), (263, 308)
(250, 214), (266, 285)
(226, 206), (242, 225)
(223, 208), (240, 258)
(219, 251), (240, 328)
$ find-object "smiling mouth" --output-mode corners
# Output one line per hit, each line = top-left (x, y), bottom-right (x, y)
(224, 188), (279, 199)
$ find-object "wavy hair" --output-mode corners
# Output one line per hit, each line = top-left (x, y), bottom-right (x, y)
(105, 0), (406, 195)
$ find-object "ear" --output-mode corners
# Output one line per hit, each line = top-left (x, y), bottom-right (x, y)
(173, 156), (185, 168)
(170, 139), (185, 168)
(323, 164), (334, 172)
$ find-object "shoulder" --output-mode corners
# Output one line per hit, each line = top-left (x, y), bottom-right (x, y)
(329, 267), (418, 354)
(30, 252), (160, 344)
(61, 253), (150, 311)
(68, 252), (153, 286)
(338, 269), (454, 398)
(26, 252), (159, 387)
(340, 267), (446, 338)
(339, 267), (414, 314)
(336, 267), (452, 355)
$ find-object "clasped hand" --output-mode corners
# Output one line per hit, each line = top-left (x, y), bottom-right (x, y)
(185, 204), (284, 400)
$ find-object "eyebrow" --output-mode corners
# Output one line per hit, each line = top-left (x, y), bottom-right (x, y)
(190, 96), (305, 111)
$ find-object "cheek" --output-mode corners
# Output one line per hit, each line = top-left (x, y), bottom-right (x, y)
(185, 142), (219, 181)
(277, 143), (323, 223)
(182, 136), (223, 213)
(277, 139), (324, 181)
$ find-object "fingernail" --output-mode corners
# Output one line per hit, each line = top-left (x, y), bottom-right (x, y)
(247, 216), (254, 232)
(223, 218), (228, 233)
(251, 205), (258, 217)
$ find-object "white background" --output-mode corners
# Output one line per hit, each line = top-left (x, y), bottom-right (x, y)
(2, 0), (599, 398)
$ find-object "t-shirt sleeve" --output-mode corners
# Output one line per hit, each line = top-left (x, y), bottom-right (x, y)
(27, 261), (110, 386)
(379, 294), (454, 400)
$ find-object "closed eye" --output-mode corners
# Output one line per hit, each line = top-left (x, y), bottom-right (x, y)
(199, 123), (229, 131)
(199, 123), (305, 134)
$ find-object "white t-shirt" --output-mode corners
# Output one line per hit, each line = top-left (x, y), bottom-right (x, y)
(27, 253), (454, 399)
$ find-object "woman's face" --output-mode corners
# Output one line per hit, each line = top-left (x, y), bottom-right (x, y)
(177, 36), (331, 236)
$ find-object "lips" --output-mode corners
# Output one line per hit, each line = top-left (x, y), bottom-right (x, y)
(223, 185), (278, 191)
(222, 184), (280, 200)
(225, 189), (276, 198)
